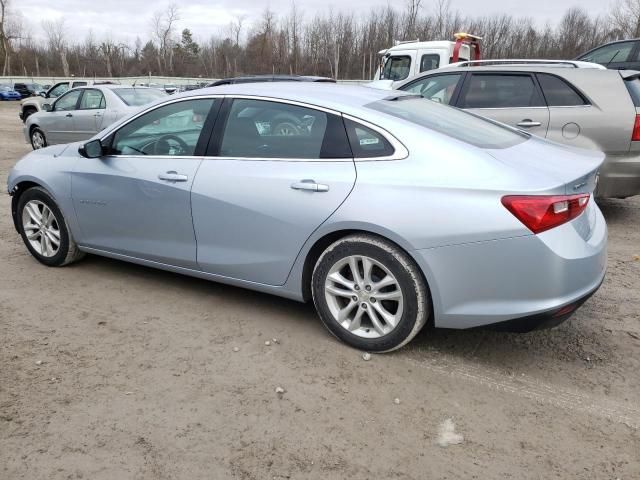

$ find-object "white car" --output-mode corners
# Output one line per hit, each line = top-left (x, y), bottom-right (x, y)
(24, 85), (167, 150)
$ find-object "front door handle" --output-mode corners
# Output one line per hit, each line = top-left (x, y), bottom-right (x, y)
(291, 179), (329, 192)
(65, 113), (73, 117)
(158, 171), (188, 182)
(517, 119), (542, 128)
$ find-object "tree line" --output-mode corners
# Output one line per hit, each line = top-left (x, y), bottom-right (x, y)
(1, 0), (640, 80)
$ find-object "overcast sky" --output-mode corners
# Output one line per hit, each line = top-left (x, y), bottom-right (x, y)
(17, 0), (614, 44)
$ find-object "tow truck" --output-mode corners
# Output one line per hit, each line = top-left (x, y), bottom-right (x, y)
(374, 32), (482, 83)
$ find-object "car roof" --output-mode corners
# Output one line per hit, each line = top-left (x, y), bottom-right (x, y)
(209, 75), (335, 86)
(172, 82), (409, 114)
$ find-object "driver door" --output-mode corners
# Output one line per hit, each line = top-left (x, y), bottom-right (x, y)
(41, 89), (82, 144)
(71, 98), (220, 268)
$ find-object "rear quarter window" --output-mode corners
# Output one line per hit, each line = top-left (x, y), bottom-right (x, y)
(537, 74), (588, 106)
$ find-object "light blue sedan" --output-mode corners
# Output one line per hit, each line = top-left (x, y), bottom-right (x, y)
(7, 83), (607, 351)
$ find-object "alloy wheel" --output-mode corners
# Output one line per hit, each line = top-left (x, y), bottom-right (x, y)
(21, 200), (61, 257)
(324, 255), (404, 338)
(31, 130), (45, 149)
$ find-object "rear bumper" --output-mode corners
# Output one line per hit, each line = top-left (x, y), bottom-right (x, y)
(412, 201), (607, 330)
(597, 153), (640, 198)
(478, 278), (602, 332)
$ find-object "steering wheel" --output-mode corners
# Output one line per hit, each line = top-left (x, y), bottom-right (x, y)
(153, 134), (189, 155)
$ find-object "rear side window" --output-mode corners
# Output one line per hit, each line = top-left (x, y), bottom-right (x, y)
(624, 78), (640, 107)
(219, 99), (351, 159)
(72, 81), (88, 88)
(79, 89), (106, 110)
(460, 74), (544, 108)
(537, 74), (588, 106)
(381, 56), (411, 81)
(344, 119), (395, 158)
(420, 54), (440, 72)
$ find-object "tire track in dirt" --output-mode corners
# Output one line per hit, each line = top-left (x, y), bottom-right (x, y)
(404, 355), (640, 428)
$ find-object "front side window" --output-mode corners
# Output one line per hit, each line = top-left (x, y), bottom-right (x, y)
(79, 89), (106, 110)
(366, 96), (528, 149)
(110, 99), (214, 156)
(537, 74), (588, 107)
(48, 83), (69, 98)
(401, 74), (462, 105)
(420, 54), (440, 72)
(460, 74), (543, 109)
(53, 90), (81, 111)
(219, 99), (330, 159)
(579, 41), (634, 65)
(381, 56), (412, 81)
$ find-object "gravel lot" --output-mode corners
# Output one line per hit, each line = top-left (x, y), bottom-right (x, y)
(1, 100), (639, 479)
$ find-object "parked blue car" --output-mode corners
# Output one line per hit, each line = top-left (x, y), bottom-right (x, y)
(0, 84), (21, 100)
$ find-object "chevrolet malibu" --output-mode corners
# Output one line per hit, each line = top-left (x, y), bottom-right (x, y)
(7, 83), (607, 352)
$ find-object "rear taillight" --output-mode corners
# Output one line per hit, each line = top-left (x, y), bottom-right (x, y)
(633, 115), (640, 141)
(501, 194), (590, 234)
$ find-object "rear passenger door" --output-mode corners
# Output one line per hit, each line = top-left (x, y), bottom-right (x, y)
(73, 89), (106, 139)
(191, 97), (356, 285)
(456, 73), (549, 137)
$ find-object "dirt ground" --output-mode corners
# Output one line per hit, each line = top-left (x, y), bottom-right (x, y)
(0, 100), (639, 480)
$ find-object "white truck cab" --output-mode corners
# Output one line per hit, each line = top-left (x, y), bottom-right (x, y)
(374, 33), (481, 83)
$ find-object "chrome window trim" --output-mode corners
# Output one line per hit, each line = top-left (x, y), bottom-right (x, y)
(464, 106), (549, 111)
(99, 93), (408, 162)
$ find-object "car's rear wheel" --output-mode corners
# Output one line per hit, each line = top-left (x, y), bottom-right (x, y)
(312, 234), (429, 352)
(30, 127), (47, 150)
(17, 187), (85, 267)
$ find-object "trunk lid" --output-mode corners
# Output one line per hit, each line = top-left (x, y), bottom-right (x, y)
(485, 136), (603, 196)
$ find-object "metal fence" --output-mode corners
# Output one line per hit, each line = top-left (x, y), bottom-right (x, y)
(0, 76), (371, 86)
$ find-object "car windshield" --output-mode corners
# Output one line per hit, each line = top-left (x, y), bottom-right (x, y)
(366, 96), (528, 149)
(0, 84), (11, 91)
(113, 88), (167, 106)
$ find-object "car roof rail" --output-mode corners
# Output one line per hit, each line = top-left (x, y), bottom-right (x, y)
(448, 59), (606, 69)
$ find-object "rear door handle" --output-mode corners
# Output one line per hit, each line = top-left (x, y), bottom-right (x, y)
(516, 120), (542, 128)
(158, 171), (188, 182)
(65, 113), (73, 117)
(291, 179), (329, 192)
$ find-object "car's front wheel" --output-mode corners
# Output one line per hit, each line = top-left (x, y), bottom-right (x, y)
(30, 127), (47, 150)
(312, 234), (429, 352)
(17, 187), (85, 267)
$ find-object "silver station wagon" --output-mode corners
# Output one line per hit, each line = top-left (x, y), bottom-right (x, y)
(8, 83), (607, 351)
(395, 62), (640, 199)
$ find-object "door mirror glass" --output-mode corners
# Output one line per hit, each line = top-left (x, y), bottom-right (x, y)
(42, 103), (52, 112)
(79, 139), (103, 158)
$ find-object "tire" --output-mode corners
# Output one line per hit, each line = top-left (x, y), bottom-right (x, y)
(17, 187), (85, 267)
(312, 234), (429, 352)
(22, 107), (37, 122)
(30, 127), (47, 150)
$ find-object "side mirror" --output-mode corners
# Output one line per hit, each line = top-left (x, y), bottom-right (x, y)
(42, 103), (52, 112)
(39, 92), (46, 97)
(79, 139), (103, 158)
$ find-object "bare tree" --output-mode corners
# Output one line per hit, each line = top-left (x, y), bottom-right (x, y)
(42, 18), (69, 76)
(610, 0), (640, 37)
(151, 4), (180, 74)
